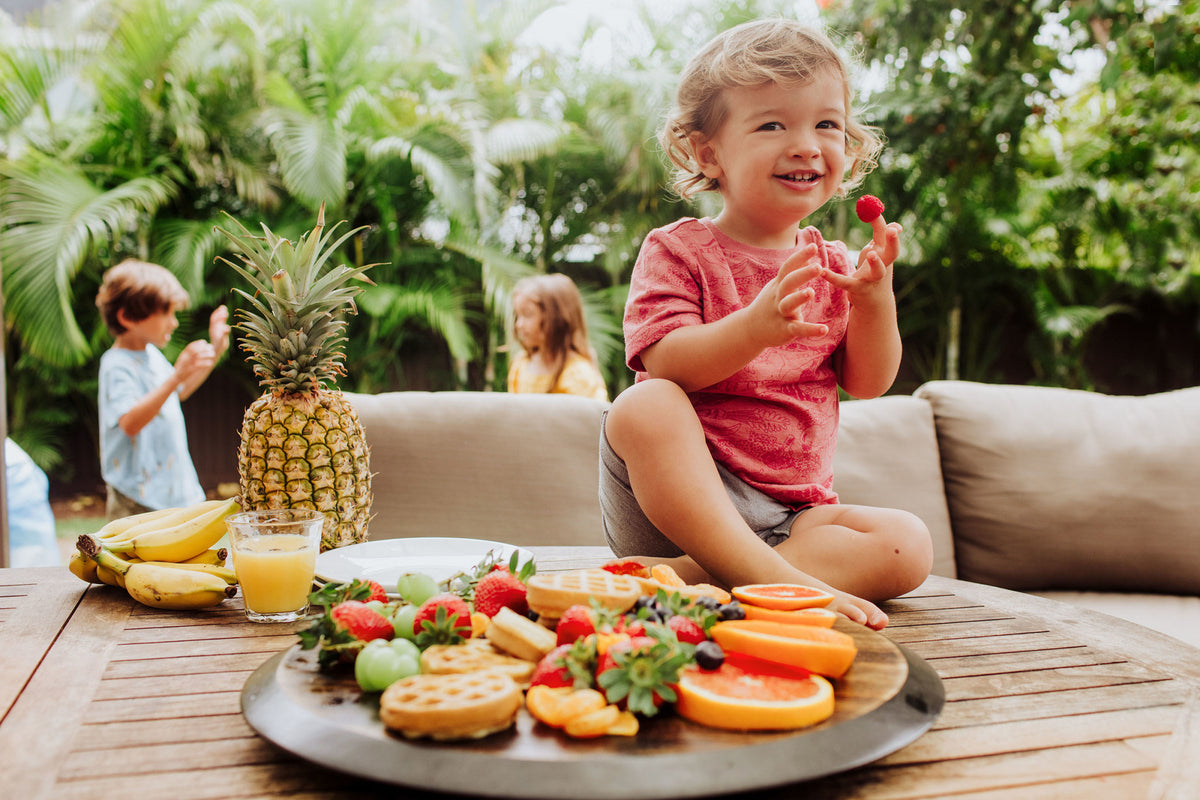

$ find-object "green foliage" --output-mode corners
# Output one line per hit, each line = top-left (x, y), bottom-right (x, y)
(2, 0), (1197, 475)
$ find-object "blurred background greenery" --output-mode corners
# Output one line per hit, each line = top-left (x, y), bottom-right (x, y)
(2, 0), (1197, 497)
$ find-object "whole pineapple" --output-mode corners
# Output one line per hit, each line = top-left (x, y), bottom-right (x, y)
(217, 204), (376, 551)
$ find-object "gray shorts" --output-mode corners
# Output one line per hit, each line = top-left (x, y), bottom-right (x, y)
(598, 411), (809, 557)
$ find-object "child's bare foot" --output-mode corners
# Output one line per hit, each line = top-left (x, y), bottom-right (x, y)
(628, 554), (889, 630)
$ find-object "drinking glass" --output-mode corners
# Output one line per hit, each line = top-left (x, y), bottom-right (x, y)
(227, 509), (324, 622)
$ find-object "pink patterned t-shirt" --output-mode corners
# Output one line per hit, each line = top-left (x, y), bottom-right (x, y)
(624, 218), (851, 508)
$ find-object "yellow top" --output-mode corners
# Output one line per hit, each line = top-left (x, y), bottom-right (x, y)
(507, 351), (608, 401)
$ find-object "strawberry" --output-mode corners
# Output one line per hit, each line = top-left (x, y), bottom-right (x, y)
(531, 641), (598, 689)
(600, 558), (650, 579)
(667, 614), (707, 645)
(330, 601), (395, 643)
(556, 605), (597, 646)
(361, 579), (389, 604)
(595, 632), (691, 717)
(473, 570), (529, 618)
(855, 194), (885, 223)
(413, 593), (472, 647)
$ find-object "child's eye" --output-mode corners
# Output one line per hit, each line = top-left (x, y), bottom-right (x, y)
(817, 120), (843, 130)
(756, 122), (784, 131)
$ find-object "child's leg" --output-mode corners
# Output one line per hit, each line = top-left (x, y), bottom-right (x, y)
(604, 379), (889, 629)
(774, 505), (933, 602)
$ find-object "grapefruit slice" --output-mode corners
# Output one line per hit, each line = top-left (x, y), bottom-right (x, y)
(710, 620), (857, 678)
(731, 584), (835, 610)
(675, 652), (835, 731)
(741, 604), (838, 628)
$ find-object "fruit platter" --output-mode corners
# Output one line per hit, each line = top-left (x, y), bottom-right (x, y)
(242, 551), (943, 799)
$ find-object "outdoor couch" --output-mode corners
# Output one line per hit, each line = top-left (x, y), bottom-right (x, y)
(345, 380), (1200, 649)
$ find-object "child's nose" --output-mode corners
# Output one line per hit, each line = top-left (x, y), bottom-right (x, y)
(789, 132), (821, 159)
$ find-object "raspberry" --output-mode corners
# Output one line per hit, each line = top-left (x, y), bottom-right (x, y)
(855, 195), (885, 223)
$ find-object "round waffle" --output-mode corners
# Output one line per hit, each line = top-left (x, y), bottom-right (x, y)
(420, 638), (536, 685)
(525, 569), (642, 620)
(379, 671), (522, 741)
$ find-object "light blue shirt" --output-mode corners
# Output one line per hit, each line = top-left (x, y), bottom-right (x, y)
(5, 438), (59, 566)
(98, 345), (205, 510)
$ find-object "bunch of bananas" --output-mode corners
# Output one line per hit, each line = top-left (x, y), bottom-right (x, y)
(70, 497), (242, 611)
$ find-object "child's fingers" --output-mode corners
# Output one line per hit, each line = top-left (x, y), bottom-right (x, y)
(778, 243), (820, 282)
(870, 216), (888, 250)
(778, 286), (815, 318)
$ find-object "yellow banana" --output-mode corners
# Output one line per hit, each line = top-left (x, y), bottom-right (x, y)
(123, 562), (236, 610)
(104, 497), (240, 562)
(68, 551), (105, 584)
(103, 499), (230, 542)
(94, 506), (180, 541)
(77, 537), (134, 587)
(179, 547), (228, 566)
(134, 561), (238, 584)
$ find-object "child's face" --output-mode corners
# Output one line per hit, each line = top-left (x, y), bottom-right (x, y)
(513, 293), (545, 351)
(121, 306), (180, 348)
(693, 72), (847, 247)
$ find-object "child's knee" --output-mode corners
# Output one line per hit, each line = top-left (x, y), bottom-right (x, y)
(883, 510), (933, 594)
(607, 379), (693, 446)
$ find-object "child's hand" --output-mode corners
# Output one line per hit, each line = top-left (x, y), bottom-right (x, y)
(174, 340), (217, 381)
(821, 219), (902, 309)
(209, 305), (231, 356)
(746, 243), (829, 348)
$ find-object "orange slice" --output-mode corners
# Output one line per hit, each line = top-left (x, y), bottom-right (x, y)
(675, 652), (835, 731)
(730, 584), (835, 610)
(709, 620), (857, 678)
(741, 604), (837, 628)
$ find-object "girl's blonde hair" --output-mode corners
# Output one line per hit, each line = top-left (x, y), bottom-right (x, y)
(96, 259), (190, 336)
(659, 19), (883, 200)
(511, 273), (596, 393)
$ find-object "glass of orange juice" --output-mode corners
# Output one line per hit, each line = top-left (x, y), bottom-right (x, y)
(227, 509), (324, 623)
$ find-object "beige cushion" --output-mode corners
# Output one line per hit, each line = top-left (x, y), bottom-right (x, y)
(915, 380), (1200, 593)
(834, 396), (957, 578)
(345, 391), (609, 547)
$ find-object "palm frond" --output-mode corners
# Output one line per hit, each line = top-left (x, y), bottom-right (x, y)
(0, 157), (175, 366)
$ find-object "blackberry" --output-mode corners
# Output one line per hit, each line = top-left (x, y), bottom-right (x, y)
(716, 601), (746, 621)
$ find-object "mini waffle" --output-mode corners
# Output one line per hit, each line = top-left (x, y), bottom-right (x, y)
(485, 607), (558, 662)
(379, 671), (522, 741)
(525, 569), (641, 620)
(420, 638), (537, 685)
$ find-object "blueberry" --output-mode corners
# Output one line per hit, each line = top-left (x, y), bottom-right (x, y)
(694, 596), (720, 611)
(717, 601), (746, 621)
(694, 641), (725, 670)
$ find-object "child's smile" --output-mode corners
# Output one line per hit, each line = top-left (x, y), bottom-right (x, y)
(693, 72), (848, 249)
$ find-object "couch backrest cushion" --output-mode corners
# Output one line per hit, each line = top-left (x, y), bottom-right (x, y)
(915, 380), (1200, 593)
(345, 391), (609, 547)
(834, 396), (957, 578)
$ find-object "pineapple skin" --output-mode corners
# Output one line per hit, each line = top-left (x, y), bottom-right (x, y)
(238, 389), (372, 551)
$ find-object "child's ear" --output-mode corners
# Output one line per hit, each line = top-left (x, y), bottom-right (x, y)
(690, 133), (722, 180)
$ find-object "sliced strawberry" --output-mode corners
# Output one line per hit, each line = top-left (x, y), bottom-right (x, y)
(600, 558), (650, 579)
(361, 580), (389, 604)
(330, 601), (395, 643)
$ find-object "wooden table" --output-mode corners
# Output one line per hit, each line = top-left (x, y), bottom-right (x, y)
(3, 548), (1199, 799)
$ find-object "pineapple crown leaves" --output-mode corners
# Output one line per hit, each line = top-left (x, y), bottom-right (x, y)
(214, 203), (384, 393)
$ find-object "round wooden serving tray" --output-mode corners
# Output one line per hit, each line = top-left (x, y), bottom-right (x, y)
(242, 620), (942, 798)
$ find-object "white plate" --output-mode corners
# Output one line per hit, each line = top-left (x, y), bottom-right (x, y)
(314, 537), (531, 588)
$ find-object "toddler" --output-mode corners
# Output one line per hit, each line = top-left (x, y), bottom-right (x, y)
(508, 273), (608, 401)
(96, 259), (230, 517)
(599, 20), (932, 629)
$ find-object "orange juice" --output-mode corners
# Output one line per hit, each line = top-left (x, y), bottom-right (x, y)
(233, 534), (317, 615)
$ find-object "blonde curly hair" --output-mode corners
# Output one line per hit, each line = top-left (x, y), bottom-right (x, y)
(659, 19), (882, 200)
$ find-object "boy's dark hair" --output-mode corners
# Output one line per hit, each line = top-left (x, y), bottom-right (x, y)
(95, 259), (190, 336)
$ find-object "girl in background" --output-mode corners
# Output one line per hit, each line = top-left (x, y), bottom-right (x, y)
(507, 274), (608, 401)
